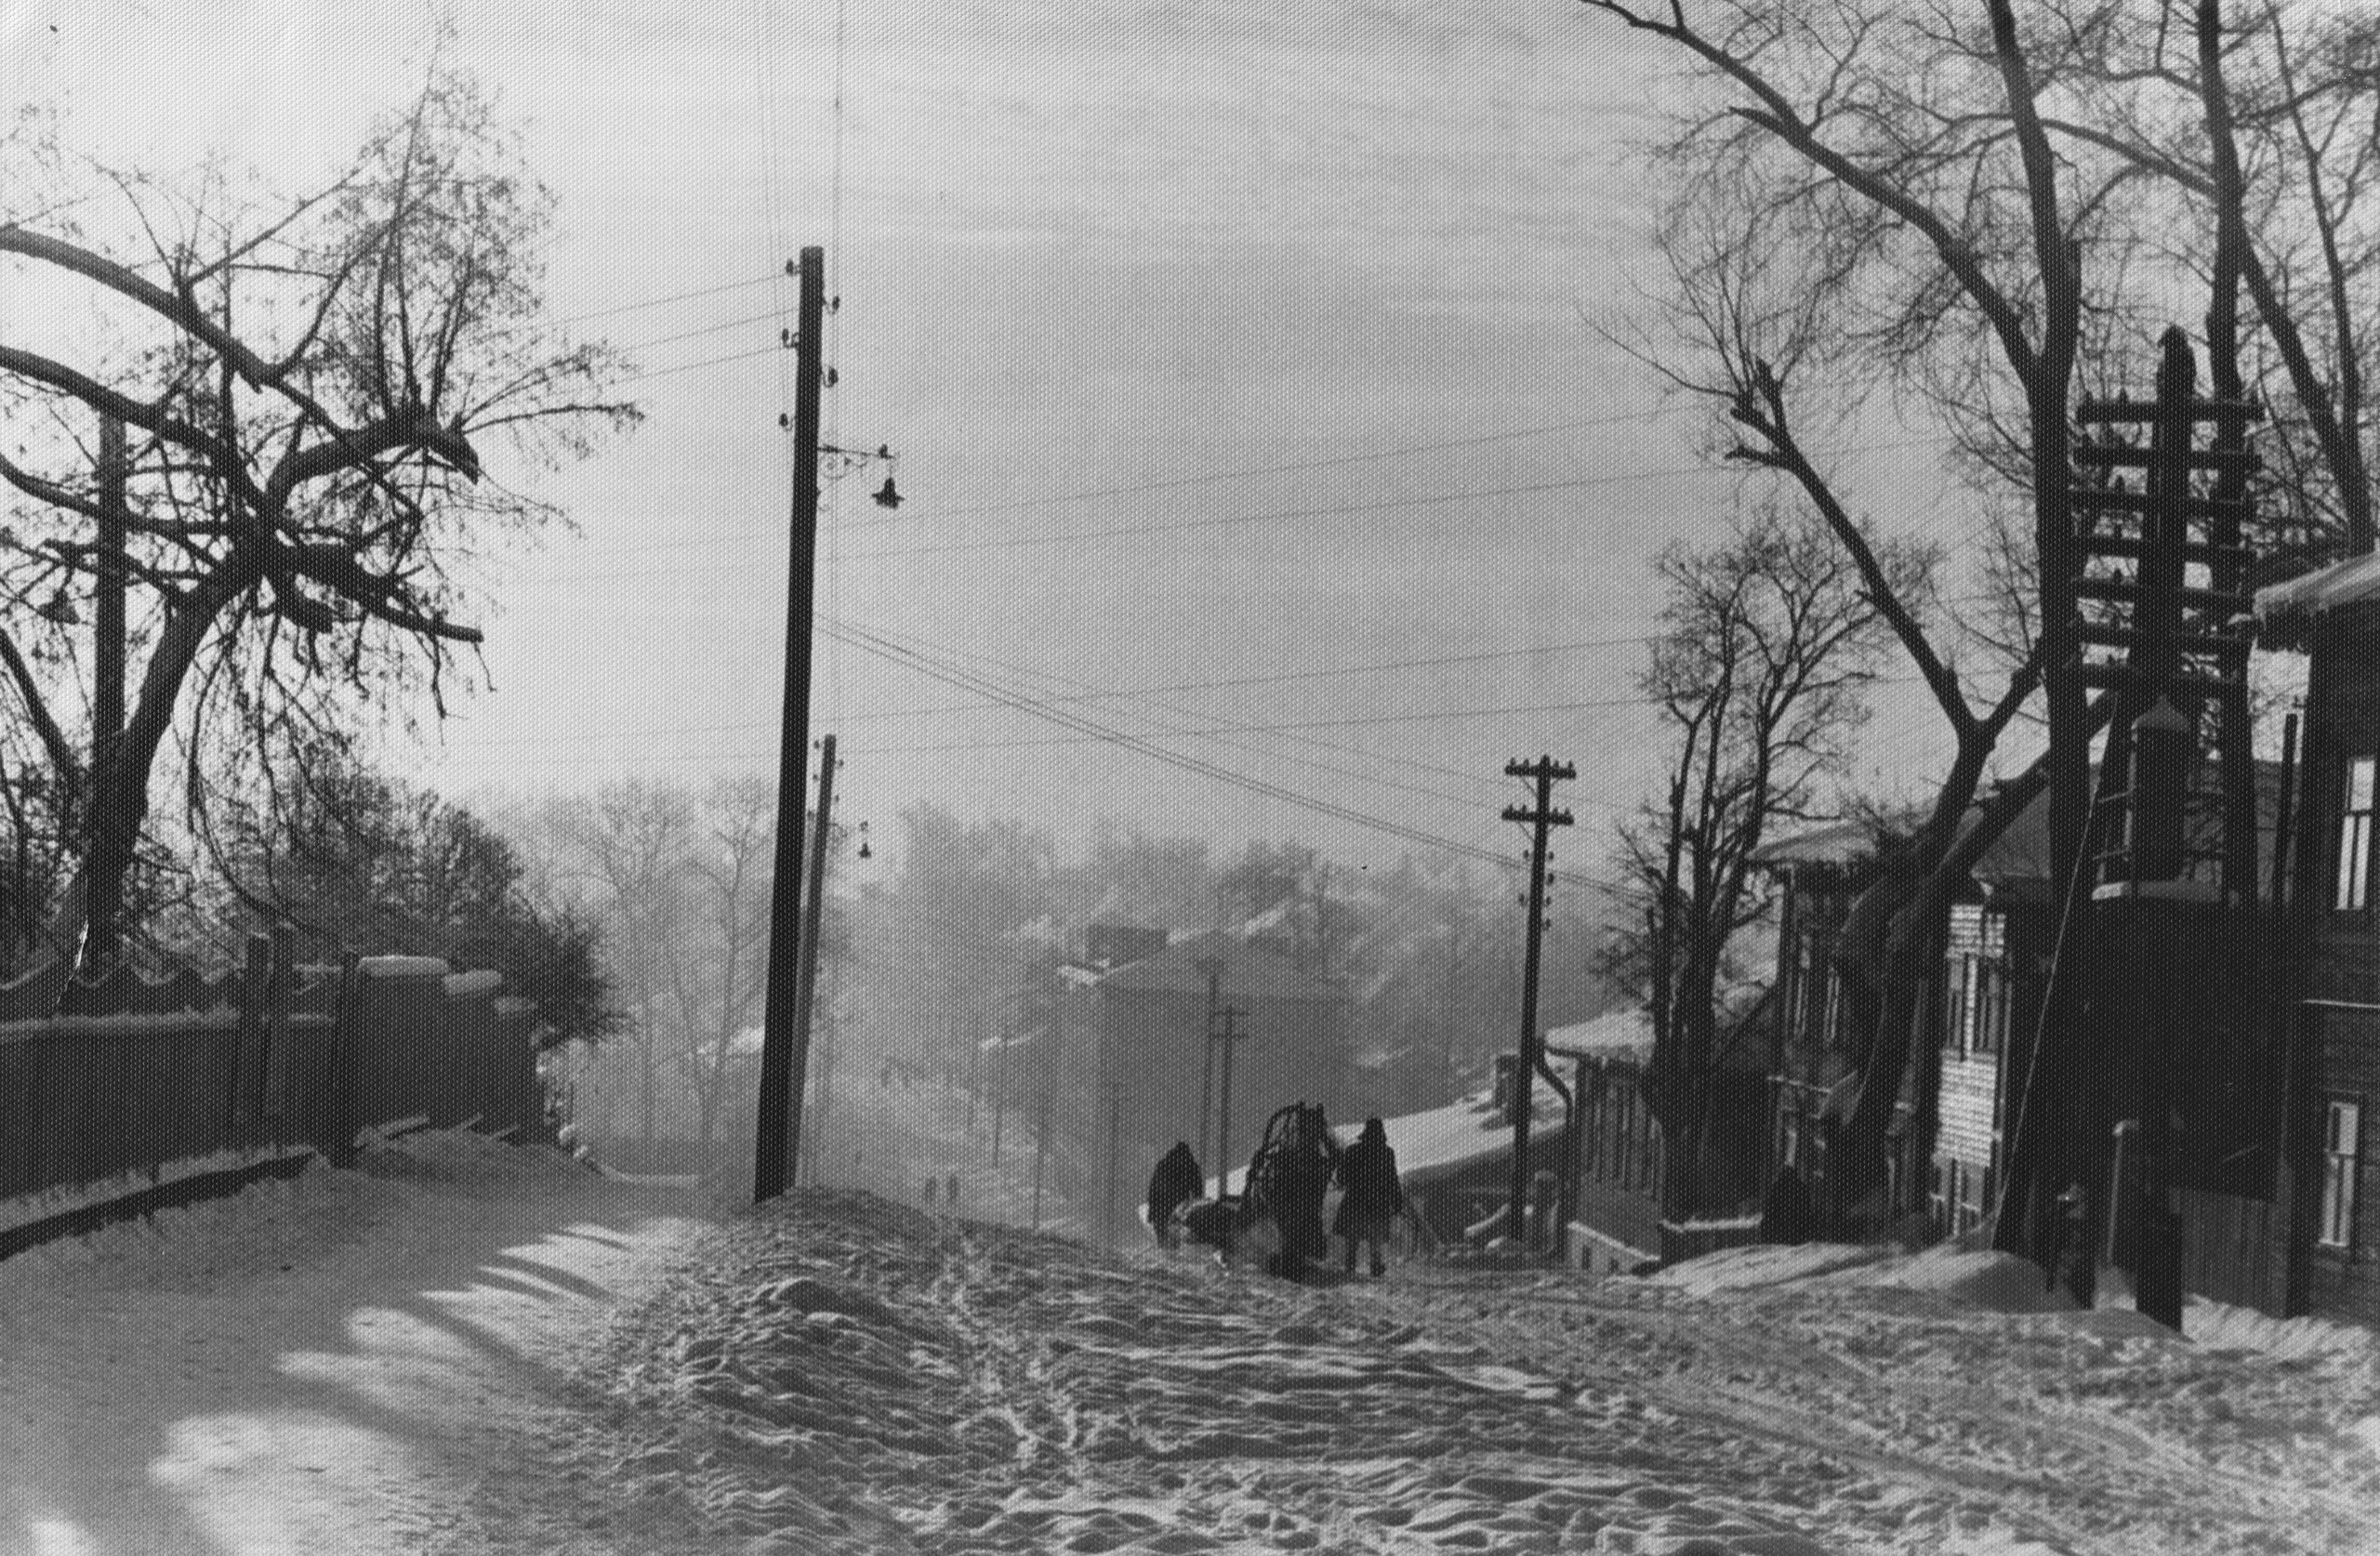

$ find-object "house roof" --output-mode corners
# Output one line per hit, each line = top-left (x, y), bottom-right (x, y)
(1097, 930), (1342, 1001)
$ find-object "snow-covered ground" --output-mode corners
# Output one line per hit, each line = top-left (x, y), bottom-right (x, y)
(10, 1113), (2380, 1554)
(3, 1132), (711, 1555)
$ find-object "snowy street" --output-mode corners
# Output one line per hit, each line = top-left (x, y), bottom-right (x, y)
(8, 1132), (2379, 1555)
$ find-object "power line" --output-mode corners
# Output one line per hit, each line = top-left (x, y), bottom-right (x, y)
(503, 468), (1730, 590)
(814, 621), (1519, 817)
(912, 406), (1701, 522)
(544, 273), (780, 331)
(835, 471), (1726, 564)
(819, 625), (1663, 727)
(836, 687), (1660, 757)
(838, 432), (1964, 565)
(816, 613), (1617, 802)
(435, 626), (1661, 747)
(610, 343), (787, 388)
(818, 619), (1532, 871)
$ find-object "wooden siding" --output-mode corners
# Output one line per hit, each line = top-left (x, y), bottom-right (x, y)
(2177, 1188), (2284, 1312)
(2287, 605), (2380, 1322)
(1937, 1056), (1998, 1173)
(2303, 1004), (2380, 1317)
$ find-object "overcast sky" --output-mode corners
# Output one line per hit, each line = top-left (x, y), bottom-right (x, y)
(6, 0), (1973, 891)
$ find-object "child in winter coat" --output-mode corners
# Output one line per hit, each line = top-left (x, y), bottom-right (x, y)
(1333, 1116), (1407, 1277)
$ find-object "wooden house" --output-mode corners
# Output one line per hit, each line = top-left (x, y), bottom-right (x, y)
(1757, 800), (2081, 1239)
(1541, 1007), (1775, 1272)
(2255, 555), (2380, 1319)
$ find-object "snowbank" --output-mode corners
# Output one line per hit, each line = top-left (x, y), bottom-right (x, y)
(1644, 1241), (1900, 1294)
(1659, 1236), (2380, 1360)
(0, 1144), (310, 1237)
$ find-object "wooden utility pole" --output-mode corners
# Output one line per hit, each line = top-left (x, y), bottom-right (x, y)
(1502, 756), (1574, 1244)
(1102, 1082), (1123, 1245)
(966, 1013), (981, 1131)
(79, 415), (128, 974)
(991, 1024), (1008, 1165)
(1445, 900), (1464, 1072)
(1212, 1005), (1249, 1189)
(1031, 1085), (1053, 1230)
(754, 245), (827, 1205)
(788, 732), (840, 1186)
(1196, 955), (1224, 1175)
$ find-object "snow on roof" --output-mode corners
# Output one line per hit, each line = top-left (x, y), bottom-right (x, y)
(1098, 930), (1340, 1001)
(1543, 1008), (1653, 1064)
(361, 956), (453, 978)
(2254, 549), (2380, 625)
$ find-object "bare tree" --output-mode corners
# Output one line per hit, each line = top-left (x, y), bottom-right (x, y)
(1581, 0), (2376, 1242)
(659, 775), (777, 1174)
(0, 66), (639, 975)
(541, 781), (694, 1156)
(1598, 506), (1910, 1219)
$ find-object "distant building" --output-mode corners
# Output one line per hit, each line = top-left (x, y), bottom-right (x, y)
(1032, 924), (1353, 1238)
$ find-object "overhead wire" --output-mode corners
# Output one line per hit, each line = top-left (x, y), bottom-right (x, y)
(819, 624), (1531, 819)
(818, 612), (1639, 808)
(818, 618), (1530, 871)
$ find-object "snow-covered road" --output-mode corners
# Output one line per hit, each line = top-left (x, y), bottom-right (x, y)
(598, 1195), (2380, 1555)
(9, 1131), (2379, 1555)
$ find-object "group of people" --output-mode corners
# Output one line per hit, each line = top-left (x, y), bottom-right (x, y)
(1144, 1101), (1408, 1281)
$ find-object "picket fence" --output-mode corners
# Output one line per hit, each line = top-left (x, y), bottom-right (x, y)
(0, 930), (542, 1259)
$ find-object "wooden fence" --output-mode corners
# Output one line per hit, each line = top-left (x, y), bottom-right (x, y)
(0, 932), (542, 1259)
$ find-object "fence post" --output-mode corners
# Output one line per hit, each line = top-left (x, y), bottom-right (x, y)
(325, 952), (364, 1168)
(263, 923), (296, 1122)
(231, 932), (271, 1127)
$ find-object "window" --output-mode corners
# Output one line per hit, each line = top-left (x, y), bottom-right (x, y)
(1944, 906), (2010, 1058)
(2322, 1099), (2362, 1250)
(1798, 938), (1829, 1047)
(1943, 957), (1971, 1056)
(1956, 1161), (1986, 1234)
(2338, 758), (2375, 911)
(1972, 957), (2008, 1056)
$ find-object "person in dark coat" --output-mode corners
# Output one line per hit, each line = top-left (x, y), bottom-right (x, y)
(1252, 1101), (1343, 1279)
(1144, 1141), (1206, 1248)
(1333, 1116), (1407, 1276)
